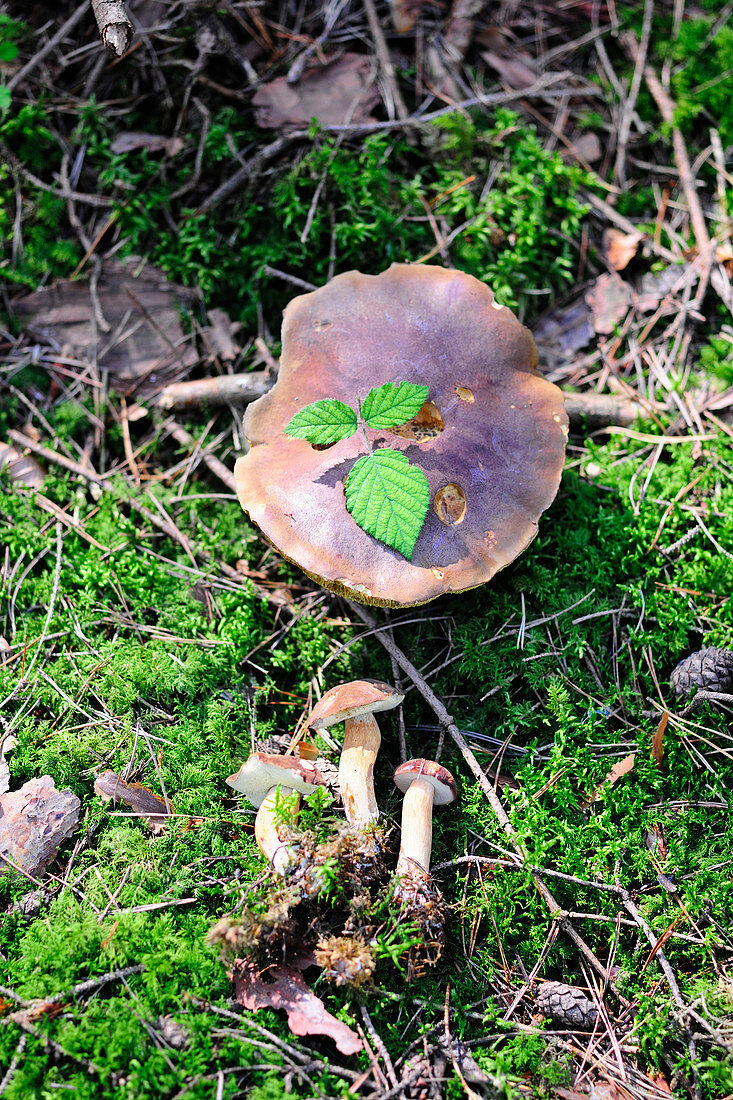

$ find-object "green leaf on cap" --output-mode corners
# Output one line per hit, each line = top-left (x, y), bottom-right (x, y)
(345, 448), (430, 559)
(361, 382), (430, 432)
(283, 400), (358, 446)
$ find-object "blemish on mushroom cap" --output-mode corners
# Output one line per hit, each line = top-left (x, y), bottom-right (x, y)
(234, 264), (568, 607)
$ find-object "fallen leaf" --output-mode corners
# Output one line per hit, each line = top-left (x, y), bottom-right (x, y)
(652, 710), (668, 766)
(0, 776), (80, 878)
(636, 263), (692, 312)
(603, 228), (643, 271)
(480, 49), (539, 90)
(592, 753), (636, 801)
(580, 753), (636, 807)
(585, 273), (633, 334)
(233, 959), (362, 1056)
(0, 442), (44, 488)
(94, 770), (173, 834)
(252, 53), (380, 129)
(110, 132), (184, 156)
(12, 259), (199, 398)
(533, 297), (594, 370)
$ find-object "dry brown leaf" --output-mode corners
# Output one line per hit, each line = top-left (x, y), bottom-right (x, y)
(581, 752), (636, 807)
(12, 259), (199, 398)
(233, 960), (362, 1056)
(252, 53), (380, 129)
(593, 753), (636, 801)
(480, 50), (539, 90)
(603, 228), (643, 271)
(636, 264), (691, 312)
(94, 770), (173, 834)
(0, 443), (44, 488)
(0, 776), (80, 878)
(110, 132), (184, 156)
(585, 273), (633, 334)
(652, 710), (668, 766)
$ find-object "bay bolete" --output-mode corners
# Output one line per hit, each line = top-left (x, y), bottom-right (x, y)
(234, 264), (568, 607)
(392, 758), (458, 979)
(227, 752), (326, 875)
(308, 679), (404, 832)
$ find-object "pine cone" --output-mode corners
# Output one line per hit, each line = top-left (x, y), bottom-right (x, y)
(670, 648), (733, 697)
(535, 981), (598, 1027)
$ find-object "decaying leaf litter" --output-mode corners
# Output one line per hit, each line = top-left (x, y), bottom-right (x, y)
(1, 1), (733, 1098)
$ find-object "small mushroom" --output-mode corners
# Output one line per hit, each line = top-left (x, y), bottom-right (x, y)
(308, 680), (404, 831)
(393, 758), (458, 978)
(227, 753), (326, 875)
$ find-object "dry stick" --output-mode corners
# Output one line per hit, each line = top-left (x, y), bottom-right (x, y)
(6, 3), (90, 92)
(622, 33), (711, 262)
(620, 889), (701, 1100)
(164, 419), (236, 493)
(152, 375), (640, 434)
(614, 0), (653, 187)
(91, 0), (133, 56)
(156, 372), (271, 411)
(362, 0), (409, 123)
(347, 602), (622, 994)
(0, 1034), (27, 1098)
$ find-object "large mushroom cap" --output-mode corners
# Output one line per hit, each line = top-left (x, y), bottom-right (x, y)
(227, 752), (326, 807)
(235, 264), (568, 607)
(308, 679), (404, 730)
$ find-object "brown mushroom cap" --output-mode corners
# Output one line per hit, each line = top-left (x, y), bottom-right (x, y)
(227, 752), (326, 807)
(308, 679), (404, 730)
(234, 264), (568, 607)
(394, 759), (458, 805)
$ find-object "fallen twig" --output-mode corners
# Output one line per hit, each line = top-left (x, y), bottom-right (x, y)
(164, 420), (236, 493)
(7, 4), (91, 93)
(622, 33), (711, 263)
(91, 0), (134, 56)
(156, 372), (271, 411)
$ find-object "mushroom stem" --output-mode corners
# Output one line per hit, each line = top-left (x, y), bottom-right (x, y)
(396, 776), (435, 876)
(338, 714), (381, 829)
(254, 785), (299, 874)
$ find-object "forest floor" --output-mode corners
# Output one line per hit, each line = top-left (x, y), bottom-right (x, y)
(1, 1), (733, 1098)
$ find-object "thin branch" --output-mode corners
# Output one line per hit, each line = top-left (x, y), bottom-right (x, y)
(91, 0), (133, 56)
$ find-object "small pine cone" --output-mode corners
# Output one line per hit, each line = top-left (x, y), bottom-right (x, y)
(535, 981), (598, 1028)
(670, 648), (733, 697)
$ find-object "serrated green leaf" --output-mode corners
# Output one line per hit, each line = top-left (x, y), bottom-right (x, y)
(345, 448), (430, 560)
(361, 382), (430, 432)
(283, 399), (357, 446)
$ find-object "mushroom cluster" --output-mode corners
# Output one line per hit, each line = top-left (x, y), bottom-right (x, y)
(217, 679), (459, 984)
